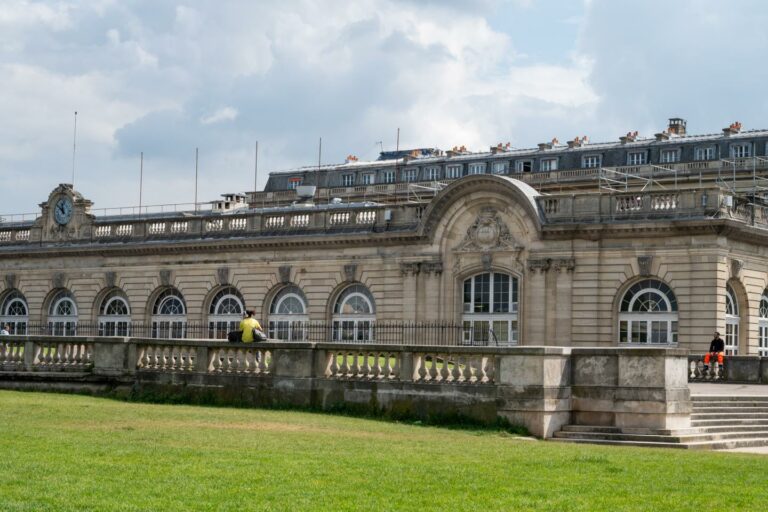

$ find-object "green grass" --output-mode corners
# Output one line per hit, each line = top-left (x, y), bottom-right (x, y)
(0, 390), (766, 511)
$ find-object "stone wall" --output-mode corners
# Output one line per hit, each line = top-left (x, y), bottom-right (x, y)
(0, 336), (692, 438)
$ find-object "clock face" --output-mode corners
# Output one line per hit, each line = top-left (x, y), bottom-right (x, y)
(54, 197), (73, 225)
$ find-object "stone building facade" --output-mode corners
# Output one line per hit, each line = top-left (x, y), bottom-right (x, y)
(2, 173), (768, 355)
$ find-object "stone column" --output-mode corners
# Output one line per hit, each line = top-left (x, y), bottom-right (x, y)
(553, 259), (575, 347)
(399, 262), (420, 322)
(422, 261), (443, 322)
(525, 258), (550, 344)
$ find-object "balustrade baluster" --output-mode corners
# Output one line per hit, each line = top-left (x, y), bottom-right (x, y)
(451, 355), (462, 382)
(259, 350), (269, 373)
(416, 355), (427, 381)
(209, 348), (221, 373)
(427, 355), (438, 381)
(340, 353), (350, 377)
(384, 354), (393, 379)
(440, 355), (451, 382)
(372, 354), (382, 379)
(328, 351), (339, 377)
(465, 356), (476, 383)
(362, 352), (371, 379)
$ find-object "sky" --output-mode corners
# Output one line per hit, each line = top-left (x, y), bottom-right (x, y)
(2, 0), (768, 215)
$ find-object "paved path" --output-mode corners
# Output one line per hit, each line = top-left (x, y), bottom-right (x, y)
(690, 383), (768, 454)
(689, 383), (768, 396)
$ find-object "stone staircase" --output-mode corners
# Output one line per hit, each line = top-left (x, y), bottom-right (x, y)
(551, 395), (768, 450)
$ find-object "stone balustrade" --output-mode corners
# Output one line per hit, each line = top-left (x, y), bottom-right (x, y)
(0, 337), (692, 438)
(687, 355), (768, 383)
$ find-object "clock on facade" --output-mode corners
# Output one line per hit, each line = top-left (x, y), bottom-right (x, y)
(54, 197), (73, 225)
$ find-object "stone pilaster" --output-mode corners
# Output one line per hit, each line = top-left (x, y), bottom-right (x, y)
(526, 258), (551, 344)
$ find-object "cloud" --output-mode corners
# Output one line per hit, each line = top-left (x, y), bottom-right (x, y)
(200, 107), (239, 125)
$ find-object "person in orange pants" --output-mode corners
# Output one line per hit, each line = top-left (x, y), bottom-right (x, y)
(703, 331), (725, 369)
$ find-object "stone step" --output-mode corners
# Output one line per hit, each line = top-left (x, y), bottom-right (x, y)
(553, 429), (768, 444)
(692, 418), (768, 427)
(691, 406), (768, 414)
(692, 395), (768, 403)
(691, 412), (768, 420)
(692, 400), (768, 407)
(551, 434), (768, 451)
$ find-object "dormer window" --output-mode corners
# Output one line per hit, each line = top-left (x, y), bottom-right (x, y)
(660, 149), (680, 164)
(361, 173), (375, 185)
(425, 166), (440, 181)
(446, 164), (462, 179)
(468, 163), (486, 175)
(730, 143), (752, 159)
(627, 151), (646, 166)
(382, 170), (395, 184)
(582, 155), (602, 169)
(540, 158), (558, 171)
(342, 174), (354, 187)
(515, 160), (533, 173)
(492, 162), (507, 174)
(402, 169), (418, 182)
(695, 146), (716, 161)
(288, 177), (303, 190)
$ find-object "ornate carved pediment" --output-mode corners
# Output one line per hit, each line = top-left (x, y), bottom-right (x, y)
(454, 207), (523, 253)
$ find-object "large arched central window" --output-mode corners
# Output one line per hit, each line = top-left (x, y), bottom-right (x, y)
(462, 272), (519, 345)
(269, 286), (309, 341)
(759, 291), (768, 357)
(725, 284), (739, 355)
(48, 289), (78, 336)
(151, 288), (187, 339)
(332, 284), (375, 342)
(618, 279), (678, 344)
(98, 290), (131, 336)
(0, 290), (29, 335)
(208, 286), (245, 339)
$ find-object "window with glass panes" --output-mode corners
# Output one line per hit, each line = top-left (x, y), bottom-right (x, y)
(730, 144), (751, 158)
(446, 165), (462, 179)
(402, 169), (418, 182)
(332, 284), (375, 342)
(759, 291), (768, 356)
(47, 289), (78, 336)
(269, 286), (309, 341)
(618, 279), (678, 345)
(151, 288), (187, 339)
(627, 152), (646, 165)
(382, 170), (395, 183)
(98, 290), (131, 336)
(582, 155), (601, 168)
(540, 158), (557, 171)
(342, 174), (355, 186)
(468, 163), (486, 175)
(0, 289), (29, 334)
(660, 149), (680, 163)
(515, 160), (533, 173)
(207, 286), (245, 339)
(492, 162), (507, 174)
(694, 146), (715, 161)
(462, 272), (519, 346)
(361, 173), (375, 185)
(725, 284), (739, 355)
(425, 166), (440, 180)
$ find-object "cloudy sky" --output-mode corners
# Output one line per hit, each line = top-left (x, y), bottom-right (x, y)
(2, 0), (768, 214)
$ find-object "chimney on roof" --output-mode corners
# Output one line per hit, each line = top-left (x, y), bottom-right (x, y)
(566, 136), (587, 149)
(490, 142), (512, 155)
(537, 142), (553, 151)
(723, 121), (742, 137)
(619, 131), (639, 145)
(667, 118), (687, 136)
(345, 154), (359, 163)
(654, 130), (670, 142)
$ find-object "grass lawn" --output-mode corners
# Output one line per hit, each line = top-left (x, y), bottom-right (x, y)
(0, 390), (765, 511)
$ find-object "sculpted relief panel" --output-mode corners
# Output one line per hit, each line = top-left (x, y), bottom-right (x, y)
(453, 207), (524, 253)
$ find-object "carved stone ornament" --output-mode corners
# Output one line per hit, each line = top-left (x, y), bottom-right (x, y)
(637, 256), (653, 277)
(730, 258), (744, 278)
(160, 269), (173, 287)
(553, 258), (575, 273)
(527, 258), (551, 274)
(105, 271), (117, 289)
(52, 272), (65, 289)
(343, 264), (357, 282)
(5, 274), (17, 289)
(278, 265), (291, 284)
(481, 252), (493, 272)
(400, 262), (420, 276)
(422, 261), (444, 276)
(216, 267), (230, 286)
(454, 207), (524, 253)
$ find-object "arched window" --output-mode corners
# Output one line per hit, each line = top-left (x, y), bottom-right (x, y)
(0, 290), (29, 335)
(151, 288), (187, 339)
(618, 279), (678, 344)
(725, 284), (739, 355)
(462, 272), (519, 345)
(98, 290), (131, 336)
(759, 290), (768, 357)
(208, 286), (245, 339)
(332, 284), (375, 342)
(269, 286), (309, 341)
(48, 289), (78, 336)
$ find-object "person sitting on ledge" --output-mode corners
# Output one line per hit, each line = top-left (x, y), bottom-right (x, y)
(239, 309), (263, 343)
(703, 331), (725, 370)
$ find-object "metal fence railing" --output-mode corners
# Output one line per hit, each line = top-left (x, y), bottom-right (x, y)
(5, 321), (506, 347)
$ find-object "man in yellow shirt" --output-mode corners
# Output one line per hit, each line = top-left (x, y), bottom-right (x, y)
(239, 310), (263, 343)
